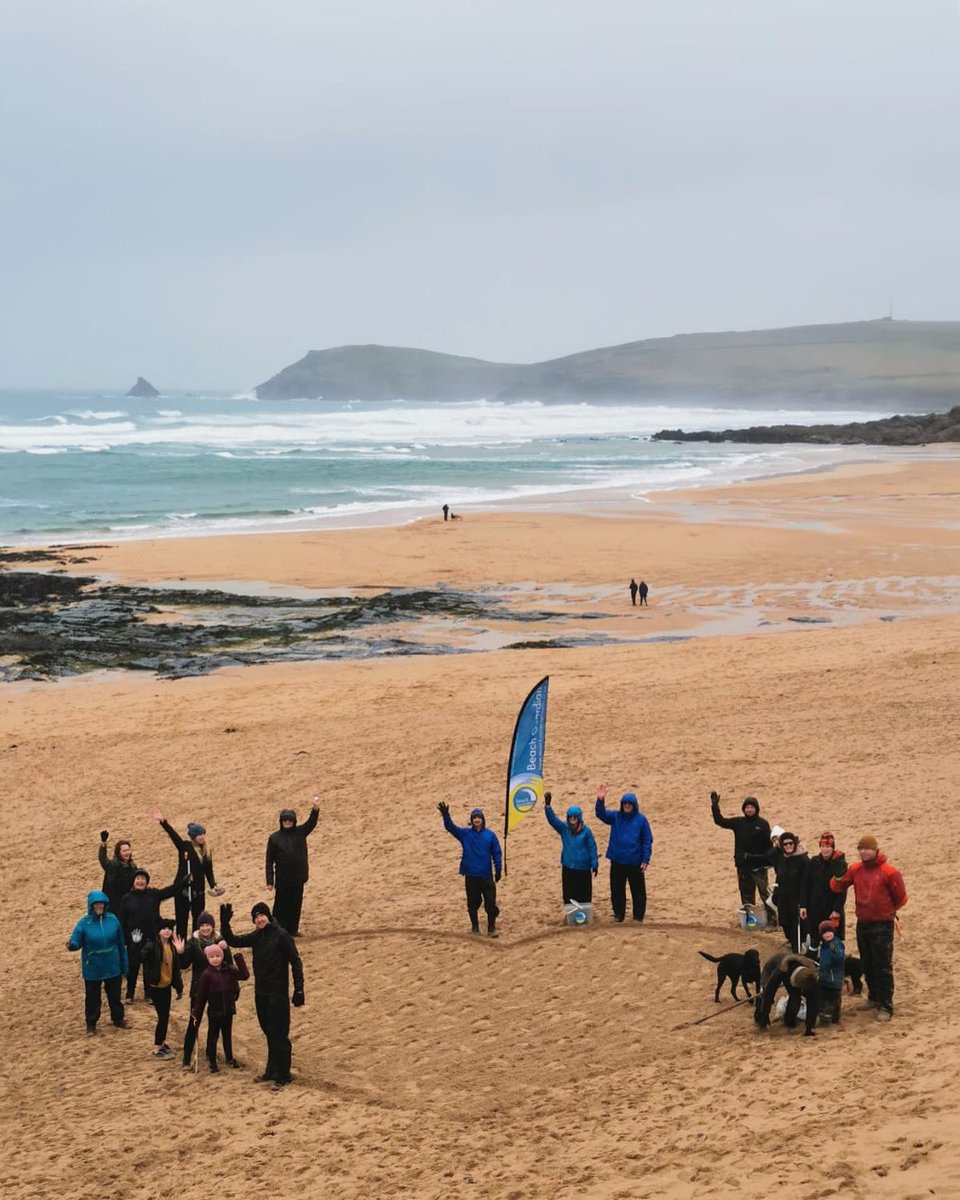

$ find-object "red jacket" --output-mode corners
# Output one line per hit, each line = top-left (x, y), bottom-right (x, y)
(830, 853), (907, 922)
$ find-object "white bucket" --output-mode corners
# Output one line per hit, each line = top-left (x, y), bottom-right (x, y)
(738, 904), (768, 931)
(563, 900), (593, 927)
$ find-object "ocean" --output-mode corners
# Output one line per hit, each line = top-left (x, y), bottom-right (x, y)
(0, 389), (887, 544)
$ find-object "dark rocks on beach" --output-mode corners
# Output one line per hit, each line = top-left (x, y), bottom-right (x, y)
(651, 405), (960, 446)
(0, 558), (566, 681)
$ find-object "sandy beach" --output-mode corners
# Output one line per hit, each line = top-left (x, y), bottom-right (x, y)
(3, 457), (960, 1200)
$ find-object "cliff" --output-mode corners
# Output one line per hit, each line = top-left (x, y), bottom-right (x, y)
(255, 320), (960, 406)
(651, 405), (960, 446)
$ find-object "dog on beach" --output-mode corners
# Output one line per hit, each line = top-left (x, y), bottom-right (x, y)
(844, 955), (863, 994)
(698, 948), (762, 1002)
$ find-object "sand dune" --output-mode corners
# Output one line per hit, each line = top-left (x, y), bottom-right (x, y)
(3, 461), (960, 1198)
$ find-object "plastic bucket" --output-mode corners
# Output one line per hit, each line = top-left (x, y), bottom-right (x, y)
(564, 901), (593, 927)
(738, 904), (768, 931)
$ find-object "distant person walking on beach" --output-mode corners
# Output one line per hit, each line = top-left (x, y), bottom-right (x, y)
(629, 578), (638, 606)
(98, 830), (139, 918)
(543, 791), (598, 905)
(265, 796), (320, 936)
(220, 901), (304, 1089)
(438, 803), (502, 937)
(152, 813), (222, 939)
(442, 503), (450, 521)
(67, 890), (129, 1035)
(829, 834), (907, 1022)
(638, 580), (649, 606)
(710, 792), (776, 923)
(594, 785), (653, 922)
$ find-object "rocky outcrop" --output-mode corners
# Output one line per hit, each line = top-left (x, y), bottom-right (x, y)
(125, 376), (160, 398)
(255, 320), (960, 406)
(651, 405), (960, 446)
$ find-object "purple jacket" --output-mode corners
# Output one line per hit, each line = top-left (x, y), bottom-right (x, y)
(192, 954), (249, 1021)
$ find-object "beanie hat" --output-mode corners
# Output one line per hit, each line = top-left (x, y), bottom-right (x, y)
(857, 834), (879, 851)
(789, 965), (817, 992)
(204, 943), (224, 961)
(770, 825), (785, 841)
(196, 911), (215, 929)
(134, 868), (150, 882)
(819, 920), (837, 938)
(742, 797), (759, 814)
(187, 822), (206, 839)
(818, 831), (835, 846)
(251, 902), (272, 921)
(620, 792), (638, 809)
(157, 918), (175, 931)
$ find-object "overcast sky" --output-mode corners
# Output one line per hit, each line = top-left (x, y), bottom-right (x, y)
(1, 0), (957, 389)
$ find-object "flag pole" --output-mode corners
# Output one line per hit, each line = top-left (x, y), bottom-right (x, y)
(503, 675), (549, 878)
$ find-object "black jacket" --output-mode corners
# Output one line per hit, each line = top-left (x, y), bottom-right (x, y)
(160, 821), (217, 896)
(179, 931), (233, 1000)
(140, 937), (184, 996)
(769, 848), (809, 913)
(98, 845), (140, 915)
(802, 851), (848, 927)
(711, 800), (771, 867)
(117, 882), (178, 942)
(222, 917), (304, 997)
(265, 809), (319, 887)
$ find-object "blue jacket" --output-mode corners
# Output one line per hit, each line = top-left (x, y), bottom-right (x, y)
(545, 805), (598, 871)
(68, 890), (129, 981)
(443, 808), (502, 878)
(595, 797), (653, 866)
(818, 936), (845, 990)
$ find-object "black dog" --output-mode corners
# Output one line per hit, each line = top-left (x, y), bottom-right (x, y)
(698, 948), (762, 1002)
(844, 956), (863, 994)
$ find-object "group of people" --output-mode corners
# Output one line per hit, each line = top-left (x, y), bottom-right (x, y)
(67, 799), (320, 1088)
(628, 578), (649, 606)
(438, 784), (653, 935)
(710, 791), (908, 1024)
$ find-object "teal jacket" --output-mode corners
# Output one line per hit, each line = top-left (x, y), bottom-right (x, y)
(545, 805), (598, 871)
(68, 890), (129, 981)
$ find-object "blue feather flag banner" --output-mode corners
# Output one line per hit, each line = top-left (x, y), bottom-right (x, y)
(504, 676), (549, 847)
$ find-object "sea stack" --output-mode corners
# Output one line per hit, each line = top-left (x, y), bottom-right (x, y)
(125, 376), (160, 398)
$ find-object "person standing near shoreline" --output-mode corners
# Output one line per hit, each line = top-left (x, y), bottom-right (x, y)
(629, 578), (638, 605)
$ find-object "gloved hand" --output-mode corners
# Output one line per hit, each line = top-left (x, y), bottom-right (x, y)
(437, 802), (450, 818)
(100, 830), (109, 843)
(219, 902), (233, 925)
(544, 791), (552, 807)
(292, 990), (305, 1007)
(494, 869), (502, 883)
(710, 791), (720, 804)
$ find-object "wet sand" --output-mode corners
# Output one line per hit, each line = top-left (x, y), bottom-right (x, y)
(3, 457), (960, 1199)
